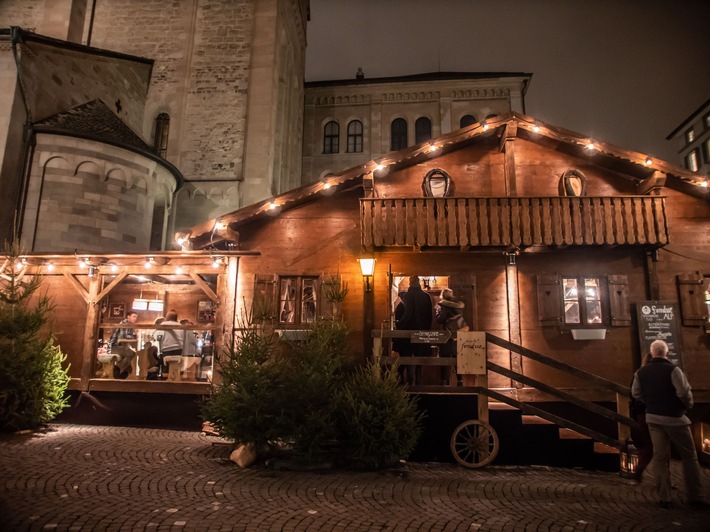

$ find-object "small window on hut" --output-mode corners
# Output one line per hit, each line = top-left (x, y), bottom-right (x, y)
(562, 277), (603, 325)
(279, 276), (318, 325)
(537, 274), (630, 328)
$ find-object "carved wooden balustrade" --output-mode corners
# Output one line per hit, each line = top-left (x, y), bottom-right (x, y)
(360, 196), (668, 249)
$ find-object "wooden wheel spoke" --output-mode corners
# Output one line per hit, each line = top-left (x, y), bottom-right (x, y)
(450, 420), (499, 469)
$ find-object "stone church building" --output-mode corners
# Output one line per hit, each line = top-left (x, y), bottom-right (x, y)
(1, 0), (308, 251)
(1, 0), (534, 254)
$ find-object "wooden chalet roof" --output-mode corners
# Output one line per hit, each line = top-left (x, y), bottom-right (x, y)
(184, 112), (709, 250)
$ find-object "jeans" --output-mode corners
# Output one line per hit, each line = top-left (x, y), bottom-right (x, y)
(647, 423), (704, 503)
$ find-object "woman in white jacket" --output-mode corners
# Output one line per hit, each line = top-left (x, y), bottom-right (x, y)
(159, 310), (184, 357)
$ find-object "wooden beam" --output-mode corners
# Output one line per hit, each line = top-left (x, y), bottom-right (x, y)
(189, 272), (219, 304)
(636, 171), (666, 195)
(63, 272), (90, 303)
(96, 271), (128, 302)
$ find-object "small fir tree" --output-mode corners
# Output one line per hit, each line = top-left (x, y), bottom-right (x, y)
(279, 319), (354, 461)
(0, 242), (70, 432)
(336, 361), (423, 470)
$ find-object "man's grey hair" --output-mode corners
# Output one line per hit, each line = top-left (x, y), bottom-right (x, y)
(649, 339), (669, 357)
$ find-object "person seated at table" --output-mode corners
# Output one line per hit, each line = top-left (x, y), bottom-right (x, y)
(109, 311), (139, 379)
(159, 310), (184, 359)
(144, 341), (162, 380)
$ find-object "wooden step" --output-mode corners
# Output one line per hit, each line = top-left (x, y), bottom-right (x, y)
(488, 401), (519, 410)
(594, 442), (620, 454)
(522, 415), (554, 425)
(558, 428), (591, 439)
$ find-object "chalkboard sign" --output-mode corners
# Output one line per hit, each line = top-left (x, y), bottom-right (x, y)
(636, 301), (682, 368)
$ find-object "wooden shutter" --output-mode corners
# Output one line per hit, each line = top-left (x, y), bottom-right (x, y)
(252, 274), (277, 322)
(608, 275), (631, 326)
(677, 272), (706, 326)
(537, 274), (562, 325)
(449, 273), (477, 331)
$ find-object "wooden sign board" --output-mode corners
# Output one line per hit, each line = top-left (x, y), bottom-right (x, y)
(411, 330), (451, 344)
(457, 331), (486, 375)
(635, 301), (683, 368)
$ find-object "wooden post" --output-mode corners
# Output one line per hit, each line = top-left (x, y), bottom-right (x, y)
(80, 275), (101, 391)
(616, 392), (630, 443)
(363, 277), (374, 361)
(506, 253), (523, 388)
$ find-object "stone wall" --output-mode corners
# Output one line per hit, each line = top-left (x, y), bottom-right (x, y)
(2, 0), (309, 247)
(23, 134), (177, 253)
(302, 76), (529, 184)
(18, 39), (151, 131)
(0, 43), (24, 243)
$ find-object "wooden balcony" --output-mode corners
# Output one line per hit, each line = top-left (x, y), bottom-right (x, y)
(360, 196), (668, 249)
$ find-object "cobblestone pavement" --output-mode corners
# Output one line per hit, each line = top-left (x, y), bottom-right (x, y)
(0, 425), (708, 531)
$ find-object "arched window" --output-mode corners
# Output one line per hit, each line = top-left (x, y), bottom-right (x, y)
(485, 113), (499, 120)
(415, 117), (432, 144)
(346, 120), (363, 153)
(154, 113), (170, 158)
(323, 121), (339, 154)
(390, 118), (407, 151)
(460, 114), (477, 128)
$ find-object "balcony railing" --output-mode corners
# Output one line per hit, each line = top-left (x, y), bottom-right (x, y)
(360, 196), (668, 249)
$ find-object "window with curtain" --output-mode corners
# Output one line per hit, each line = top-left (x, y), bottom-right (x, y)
(390, 118), (408, 150)
(279, 276), (318, 325)
(562, 277), (603, 325)
(415, 117), (432, 144)
(346, 120), (363, 153)
(323, 121), (339, 154)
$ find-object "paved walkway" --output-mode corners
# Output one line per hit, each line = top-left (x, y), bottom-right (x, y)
(0, 424), (708, 531)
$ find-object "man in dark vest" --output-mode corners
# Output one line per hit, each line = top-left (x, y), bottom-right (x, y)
(631, 339), (706, 508)
(396, 275), (432, 385)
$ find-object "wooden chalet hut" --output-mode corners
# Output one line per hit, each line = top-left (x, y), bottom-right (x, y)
(183, 112), (710, 462)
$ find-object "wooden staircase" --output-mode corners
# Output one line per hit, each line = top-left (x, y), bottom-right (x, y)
(377, 331), (636, 470)
(490, 404), (620, 470)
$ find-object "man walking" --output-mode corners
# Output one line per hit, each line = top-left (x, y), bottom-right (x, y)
(631, 339), (706, 508)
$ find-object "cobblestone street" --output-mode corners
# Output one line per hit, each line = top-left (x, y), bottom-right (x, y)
(1, 424), (708, 531)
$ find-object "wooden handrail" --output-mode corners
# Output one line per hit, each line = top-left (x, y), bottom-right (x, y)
(486, 333), (630, 397)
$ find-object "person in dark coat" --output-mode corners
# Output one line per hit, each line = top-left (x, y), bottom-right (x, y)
(395, 276), (432, 385)
(629, 352), (653, 482)
(392, 291), (409, 383)
(631, 339), (706, 509)
(436, 288), (465, 386)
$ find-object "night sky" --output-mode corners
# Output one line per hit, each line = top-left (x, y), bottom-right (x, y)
(305, 0), (710, 166)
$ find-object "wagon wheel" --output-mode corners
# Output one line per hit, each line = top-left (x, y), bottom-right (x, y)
(450, 420), (499, 468)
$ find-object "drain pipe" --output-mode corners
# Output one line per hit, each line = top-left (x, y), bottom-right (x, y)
(10, 27), (35, 243)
